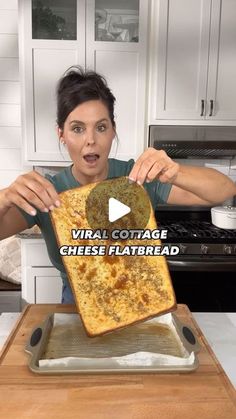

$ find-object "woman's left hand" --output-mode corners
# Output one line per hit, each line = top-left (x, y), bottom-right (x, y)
(129, 147), (180, 185)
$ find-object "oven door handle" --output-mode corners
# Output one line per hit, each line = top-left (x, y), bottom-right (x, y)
(167, 259), (236, 271)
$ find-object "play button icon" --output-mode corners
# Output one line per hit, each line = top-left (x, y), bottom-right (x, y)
(108, 198), (131, 222)
(85, 176), (151, 233)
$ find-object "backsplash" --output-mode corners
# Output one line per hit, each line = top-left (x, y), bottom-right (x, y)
(229, 157), (236, 183)
(176, 158), (236, 205)
(176, 157), (236, 173)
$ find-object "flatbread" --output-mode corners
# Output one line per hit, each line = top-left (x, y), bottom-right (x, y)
(50, 176), (176, 336)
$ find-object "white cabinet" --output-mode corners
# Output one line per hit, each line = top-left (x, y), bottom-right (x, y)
(207, 0), (236, 120)
(21, 239), (62, 304)
(19, 0), (149, 165)
(26, 268), (62, 304)
(150, 0), (236, 123)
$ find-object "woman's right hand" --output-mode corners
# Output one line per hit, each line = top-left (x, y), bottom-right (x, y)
(2, 171), (60, 216)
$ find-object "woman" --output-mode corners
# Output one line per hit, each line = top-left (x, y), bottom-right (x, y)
(0, 66), (235, 303)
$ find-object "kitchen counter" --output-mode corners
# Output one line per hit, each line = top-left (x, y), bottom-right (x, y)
(193, 312), (236, 388)
(0, 304), (235, 419)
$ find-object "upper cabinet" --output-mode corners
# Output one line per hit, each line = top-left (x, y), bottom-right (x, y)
(207, 0), (236, 121)
(149, 0), (236, 123)
(19, 0), (149, 165)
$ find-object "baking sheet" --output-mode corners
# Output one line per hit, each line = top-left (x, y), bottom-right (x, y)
(25, 312), (200, 374)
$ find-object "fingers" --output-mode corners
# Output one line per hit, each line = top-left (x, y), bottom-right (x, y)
(129, 149), (157, 184)
(145, 160), (168, 182)
(129, 148), (178, 185)
(133, 159), (162, 185)
(21, 172), (60, 210)
(6, 171), (60, 216)
(5, 188), (39, 216)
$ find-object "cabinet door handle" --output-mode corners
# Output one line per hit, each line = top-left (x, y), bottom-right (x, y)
(200, 99), (205, 116)
(209, 99), (214, 117)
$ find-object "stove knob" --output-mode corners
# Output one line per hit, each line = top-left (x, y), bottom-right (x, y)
(179, 244), (187, 254)
(200, 244), (209, 254)
(223, 245), (233, 255)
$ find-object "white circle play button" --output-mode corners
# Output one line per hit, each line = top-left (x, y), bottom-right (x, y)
(85, 176), (151, 232)
(108, 198), (131, 223)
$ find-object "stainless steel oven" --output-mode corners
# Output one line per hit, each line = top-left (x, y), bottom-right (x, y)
(149, 125), (236, 312)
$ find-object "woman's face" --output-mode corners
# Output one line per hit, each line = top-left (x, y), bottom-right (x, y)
(59, 100), (115, 184)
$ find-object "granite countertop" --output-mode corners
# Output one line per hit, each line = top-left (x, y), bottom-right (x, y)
(16, 233), (43, 239)
(0, 312), (236, 388)
(16, 225), (42, 238)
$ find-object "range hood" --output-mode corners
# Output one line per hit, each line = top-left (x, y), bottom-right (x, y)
(149, 126), (236, 159)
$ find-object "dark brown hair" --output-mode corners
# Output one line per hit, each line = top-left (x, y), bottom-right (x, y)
(56, 66), (116, 129)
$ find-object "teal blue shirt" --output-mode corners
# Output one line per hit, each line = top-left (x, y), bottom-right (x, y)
(19, 158), (172, 303)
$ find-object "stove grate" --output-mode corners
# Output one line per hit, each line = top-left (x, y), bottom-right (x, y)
(158, 220), (236, 242)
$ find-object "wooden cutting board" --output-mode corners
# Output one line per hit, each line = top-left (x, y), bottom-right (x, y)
(0, 304), (235, 419)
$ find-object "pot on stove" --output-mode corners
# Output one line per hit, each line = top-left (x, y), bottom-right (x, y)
(211, 206), (236, 229)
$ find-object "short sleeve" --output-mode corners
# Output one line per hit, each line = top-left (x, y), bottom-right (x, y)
(144, 181), (172, 209)
(17, 207), (37, 228)
(155, 181), (172, 204)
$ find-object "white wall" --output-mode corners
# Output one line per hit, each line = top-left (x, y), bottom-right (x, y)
(0, 0), (30, 190)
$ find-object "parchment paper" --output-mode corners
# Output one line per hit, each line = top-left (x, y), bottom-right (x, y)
(38, 313), (195, 369)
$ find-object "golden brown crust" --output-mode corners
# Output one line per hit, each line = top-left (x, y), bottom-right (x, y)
(50, 177), (176, 337)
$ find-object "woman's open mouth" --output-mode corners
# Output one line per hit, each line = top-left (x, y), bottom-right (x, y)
(83, 153), (100, 165)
